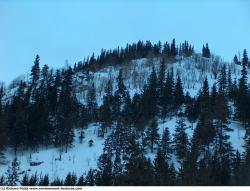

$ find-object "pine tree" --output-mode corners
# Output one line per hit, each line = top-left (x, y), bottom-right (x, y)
(231, 150), (241, 185)
(202, 43), (210, 58)
(143, 67), (158, 119)
(122, 93), (132, 126)
(218, 64), (227, 97)
(168, 163), (177, 185)
(39, 174), (49, 186)
(185, 98), (199, 127)
(227, 67), (233, 97)
(29, 173), (38, 186)
(170, 38), (177, 57)
(79, 105), (87, 142)
(196, 156), (210, 185)
(230, 78), (238, 103)
(173, 114), (189, 161)
(8, 82), (28, 154)
(163, 42), (170, 56)
(200, 77), (210, 108)
(76, 175), (85, 186)
(64, 172), (77, 186)
(153, 148), (170, 185)
(210, 82), (217, 111)
(205, 43), (211, 58)
(100, 79), (113, 135)
(5, 157), (21, 186)
(0, 86), (7, 163)
(145, 118), (160, 152)
(193, 79), (215, 147)
(174, 75), (184, 108)
(236, 49), (249, 127)
(241, 119), (250, 185)
(162, 69), (174, 115)
(30, 54), (40, 86)
(158, 59), (166, 113)
(180, 132), (200, 185)
(113, 69), (129, 120)
(194, 113), (215, 147)
(219, 154), (232, 185)
(50, 177), (63, 186)
(234, 55), (239, 65)
(124, 153), (154, 185)
(56, 67), (76, 153)
(84, 169), (96, 186)
(113, 150), (123, 185)
(160, 127), (172, 159)
(213, 94), (232, 157)
(0, 175), (5, 186)
(21, 173), (29, 186)
(96, 153), (113, 186)
(87, 83), (98, 122)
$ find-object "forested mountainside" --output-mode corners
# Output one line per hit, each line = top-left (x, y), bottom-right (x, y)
(0, 39), (250, 186)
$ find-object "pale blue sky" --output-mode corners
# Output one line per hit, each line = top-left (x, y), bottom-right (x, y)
(1, 0), (250, 84)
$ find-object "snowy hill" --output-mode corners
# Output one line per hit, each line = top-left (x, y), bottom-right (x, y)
(0, 52), (249, 183)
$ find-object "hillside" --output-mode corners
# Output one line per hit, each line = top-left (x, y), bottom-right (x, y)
(0, 41), (250, 186)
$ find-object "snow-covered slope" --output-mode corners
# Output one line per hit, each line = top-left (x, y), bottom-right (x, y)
(0, 118), (245, 181)
(74, 54), (249, 105)
(0, 54), (249, 180)
(0, 124), (104, 180)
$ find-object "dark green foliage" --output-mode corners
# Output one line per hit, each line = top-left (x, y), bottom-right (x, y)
(0, 176), (5, 186)
(142, 67), (158, 119)
(179, 41), (194, 57)
(7, 82), (28, 153)
(5, 158), (21, 186)
(174, 75), (184, 108)
(75, 39), (194, 72)
(56, 67), (77, 153)
(96, 153), (113, 186)
(218, 64), (227, 96)
(170, 38), (177, 57)
(64, 172), (77, 186)
(213, 94), (232, 156)
(50, 177), (63, 186)
(85, 169), (96, 186)
(29, 173), (38, 186)
(157, 59), (166, 115)
(153, 148), (170, 185)
(202, 43), (210, 58)
(120, 134), (154, 185)
(145, 118), (160, 152)
(30, 54), (40, 86)
(39, 174), (49, 186)
(236, 49), (249, 127)
(99, 79), (113, 136)
(173, 114), (189, 161)
(1, 43), (250, 186)
(87, 83), (98, 122)
(162, 69), (174, 116)
(185, 97), (199, 125)
(227, 67), (233, 97)
(160, 127), (172, 159)
(21, 173), (29, 186)
(231, 150), (241, 185)
(76, 175), (85, 186)
(194, 113), (215, 146)
(234, 55), (240, 65)
(194, 78), (215, 147)
(0, 86), (7, 162)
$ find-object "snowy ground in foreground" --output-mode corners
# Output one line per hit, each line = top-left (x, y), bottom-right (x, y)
(0, 124), (105, 180)
(0, 118), (246, 181)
